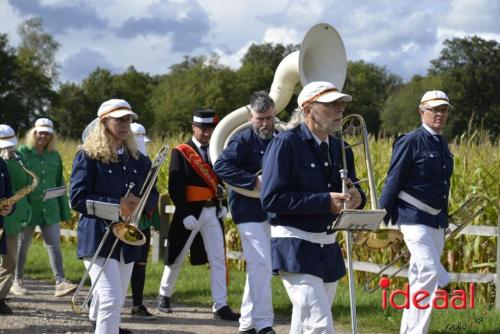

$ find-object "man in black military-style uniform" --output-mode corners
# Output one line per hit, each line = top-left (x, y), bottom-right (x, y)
(157, 109), (239, 321)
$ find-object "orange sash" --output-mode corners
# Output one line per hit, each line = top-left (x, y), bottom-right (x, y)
(176, 144), (219, 201)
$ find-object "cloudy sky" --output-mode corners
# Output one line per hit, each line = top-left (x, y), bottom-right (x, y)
(1, 0), (499, 83)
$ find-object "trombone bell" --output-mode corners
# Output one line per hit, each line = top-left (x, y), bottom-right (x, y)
(112, 222), (147, 246)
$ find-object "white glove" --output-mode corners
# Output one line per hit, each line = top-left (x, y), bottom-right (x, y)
(182, 215), (199, 231)
(217, 206), (228, 220)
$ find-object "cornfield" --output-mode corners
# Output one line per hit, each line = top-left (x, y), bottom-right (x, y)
(56, 130), (499, 302)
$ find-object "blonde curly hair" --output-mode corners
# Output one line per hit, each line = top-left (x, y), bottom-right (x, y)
(81, 119), (139, 164)
(24, 128), (57, 151)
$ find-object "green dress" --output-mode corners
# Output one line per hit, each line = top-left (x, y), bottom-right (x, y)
(17, 145), (71, 226)
(3, 156), (33, 235)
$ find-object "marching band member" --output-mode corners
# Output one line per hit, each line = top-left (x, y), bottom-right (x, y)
(157, 109), (239, 321)
(13, 118), (76, 297)
(214, 91), (276, 334)
(70, 99), (158, 334)
(0, 125), (32, 315)
(261, 81), (365, 334)
(129, 122), (160, 317)
(0, 134), (14, 315)
(380, 91), (453, 334)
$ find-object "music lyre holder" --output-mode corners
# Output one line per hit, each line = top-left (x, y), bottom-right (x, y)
(331, 209), (387, 232)
(331, 208), (386, 334)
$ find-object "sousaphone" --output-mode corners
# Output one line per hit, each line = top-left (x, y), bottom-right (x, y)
(209, 23), (347, 198)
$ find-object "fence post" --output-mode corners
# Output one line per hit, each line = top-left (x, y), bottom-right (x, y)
(496, 215), (500, 309)
(151, 193), (171, 264)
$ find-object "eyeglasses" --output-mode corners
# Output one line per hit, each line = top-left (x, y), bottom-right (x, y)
(113, 116), (133, 123)
(425, 107), (449, 113)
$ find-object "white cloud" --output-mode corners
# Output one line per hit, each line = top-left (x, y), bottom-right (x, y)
(1, 0), (499, 83)
(262, 27), (301, 45)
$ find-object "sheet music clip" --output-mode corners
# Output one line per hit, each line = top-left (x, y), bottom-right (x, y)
(331, 209), (387, 231)
(86, 200), (120, 222)
(42, 186), (67, 201)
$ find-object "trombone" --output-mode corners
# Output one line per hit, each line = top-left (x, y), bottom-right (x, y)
(71, 145), (169, 313)
(363, 194), (490, 293)
(338, 114), (380, 334)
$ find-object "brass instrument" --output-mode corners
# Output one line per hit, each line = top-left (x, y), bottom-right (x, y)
(363, 194), (490, 293)
(71, 145), (169, 313)
(337, 114), (382, 334)
(0, 153), (38, 238)
(0, 153), (38, 207)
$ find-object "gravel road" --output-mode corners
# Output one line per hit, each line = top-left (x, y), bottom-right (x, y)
(0, 279), (293, 334)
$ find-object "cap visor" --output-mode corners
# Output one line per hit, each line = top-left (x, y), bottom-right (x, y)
(107, 109), (139, 120)
(424, 100), (452, 109)
(316, 91), (352, 103)
(35, 126), (54, 133)
(0, 137), (17, 149)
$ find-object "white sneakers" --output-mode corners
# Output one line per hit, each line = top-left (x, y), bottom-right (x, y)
(54, 280), (78, 297)
(11, 279), (77, 297)
(10, 279), (29, 295)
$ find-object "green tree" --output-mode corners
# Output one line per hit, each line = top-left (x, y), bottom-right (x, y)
(148, 55), (239, 135)
(112, 66), (157, 128)
(344, 60), (401, 134)
(429, 36), (500, 137)
(17, 17), (60, 82)
(0, 34), (23, 131)
(50, 83), (93, 139)
(380, 75), (444, 136)
(81, 68), (116, 115)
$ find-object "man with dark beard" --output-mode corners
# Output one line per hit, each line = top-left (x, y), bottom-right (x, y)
(213, 91), (276, 334)
(261, 81), (365, 334)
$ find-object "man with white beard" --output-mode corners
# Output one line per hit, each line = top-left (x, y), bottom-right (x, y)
(260, 81), (365, 334)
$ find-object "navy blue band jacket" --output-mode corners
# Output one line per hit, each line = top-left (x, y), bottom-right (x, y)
(0, 158), (14, 255)
(261, 123), (366, 282)
(165, 139), (225, 266)
(69, 150), (159, 264)
(213, 127), (272, 224)
(379, 126), (453, 228)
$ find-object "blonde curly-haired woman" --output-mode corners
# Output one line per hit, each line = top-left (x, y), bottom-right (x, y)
(70, 99), (158, 334)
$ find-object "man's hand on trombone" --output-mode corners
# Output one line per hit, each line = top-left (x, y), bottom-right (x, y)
(329, 178), (362, 214)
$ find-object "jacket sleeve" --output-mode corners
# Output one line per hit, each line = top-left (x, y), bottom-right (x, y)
(213, 135), (257, 190)
(167, 148), (190, 220)
(55, 152), (72, 221)
(261, 136), (331, 215)
(379, 136), (412, 223)
(69, 151), (120, 215)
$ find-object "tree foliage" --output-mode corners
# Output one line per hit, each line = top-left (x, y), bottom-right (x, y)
(380, 75), (444, 136)
(344, 60), (401, 134)
(429, 36), (500, 137)
(148, 55), (240, 135)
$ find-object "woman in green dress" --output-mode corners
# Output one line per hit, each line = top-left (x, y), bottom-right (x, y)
(11, 118), (77, 297)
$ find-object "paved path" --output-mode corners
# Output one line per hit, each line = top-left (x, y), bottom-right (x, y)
(0, 279), (293, 334)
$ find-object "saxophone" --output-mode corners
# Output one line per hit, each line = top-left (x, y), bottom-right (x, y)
(0, 153), (38, 238)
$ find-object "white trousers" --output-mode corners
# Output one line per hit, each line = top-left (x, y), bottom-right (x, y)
(281, 272), (338, 334)
(238, 221), (274, 331)
(84, 251), (134, 334)
(159, 207), (227, 311)
(399, 223), (449, 334)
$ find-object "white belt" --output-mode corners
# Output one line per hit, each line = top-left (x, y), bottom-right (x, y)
(271, 225), (337, 244)
(397, 191), (441, 216)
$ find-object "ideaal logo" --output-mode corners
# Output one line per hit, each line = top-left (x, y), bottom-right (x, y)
(379, 277), (475, 310)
